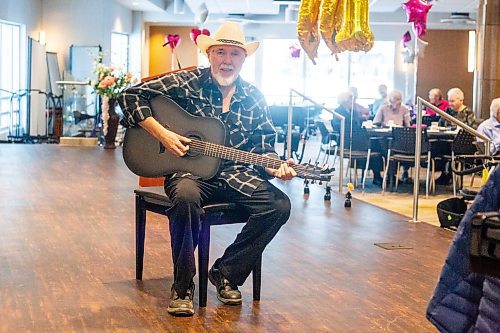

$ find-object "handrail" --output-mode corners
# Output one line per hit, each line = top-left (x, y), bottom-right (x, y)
(411, 96), (492, 223)
(288, 89), (345, 193)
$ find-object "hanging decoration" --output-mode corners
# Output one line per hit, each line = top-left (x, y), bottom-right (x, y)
(319, 0), (343, 57)
(415, 36), (429, 57)
(402, 0), (432, 37)
(190, 28), (210, 45)
(401, 48), (415, 63)
(353, 0), (374, 51)
(163, 34), (182, 70)
(163, 34), (181, 51)
(297, 0), (322, 64)
(335, 0), (373, 52)
(296, 0), (376, 63)
(194, 3), (209, 25)
(401, 30), (412, 48)
(289, 43), (301, 58)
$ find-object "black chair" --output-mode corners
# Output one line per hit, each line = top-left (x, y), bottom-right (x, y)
(134, 186), (262, 307)
(435, 130), (478, 195)
(315, 120), (338, 166)
(342, 127), (383, 190)
(382, 127), (433, 196)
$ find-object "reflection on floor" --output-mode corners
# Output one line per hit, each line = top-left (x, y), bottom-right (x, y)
(283, 133), (482, 227)
(0, 144), (452, 332)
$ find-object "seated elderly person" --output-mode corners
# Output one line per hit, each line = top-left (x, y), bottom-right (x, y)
(477, 98), (500, 155)
(371, 84), (388, 118)
(332, 91), (363, 132)
(440, 88), (476, 128)
(425, 88), (449, 117)
(332, 91), (384, 186)
(349, 86), (371, 120)
(373, 90), (411, 127)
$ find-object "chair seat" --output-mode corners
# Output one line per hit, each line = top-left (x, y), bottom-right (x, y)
(348, 151), (381, 159)
(391, 153), (429, 162)
(135, 186), (247, 224)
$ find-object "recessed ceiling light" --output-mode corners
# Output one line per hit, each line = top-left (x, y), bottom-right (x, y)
(132, 2), (139, 5)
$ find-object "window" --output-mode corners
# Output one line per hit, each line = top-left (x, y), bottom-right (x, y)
(261, 39), (395, 107)
(0, 20), (22, 137)
(111, 32), (129, 71)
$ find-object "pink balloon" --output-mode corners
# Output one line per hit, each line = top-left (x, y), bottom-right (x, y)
(164, 34), (181, 51)
(401, 31), (412, 48)
(413, 21), (427, 37)
(190, 28), (201, 44)
(190, 28), (210, 45)
(402, 0), (432, 37)
(289, 44), (301, 58)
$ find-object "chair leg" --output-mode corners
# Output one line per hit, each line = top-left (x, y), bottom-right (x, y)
(382, 149), (391, 193)
(252, 255), (262, 301)
(425, 153), (431, 198)
(353, 159), (357, 188)
(362, 149), (371, 191)
(332, 145), (338, 167)
(395, 162), (400, 191)
(452, 152), (457, 196)
(198, 219), (211, 307)
(431, 159), (436, 193)
(314, 146), (323, 165)
(135, 194), (147, 280)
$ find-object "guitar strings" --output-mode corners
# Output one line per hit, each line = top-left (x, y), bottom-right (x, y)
(187, 139), (331, 180)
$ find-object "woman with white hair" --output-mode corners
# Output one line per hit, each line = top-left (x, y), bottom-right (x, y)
(477, 98), (500, 155)
(440, 88), (476, 128)
(373, 90), (411, 127)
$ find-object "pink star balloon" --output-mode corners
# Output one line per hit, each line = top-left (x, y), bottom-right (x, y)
(402, 0), (432, 37)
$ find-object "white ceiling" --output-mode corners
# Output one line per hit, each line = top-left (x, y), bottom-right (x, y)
(116, 0), (479, 23)
(117, 0), (479, 13)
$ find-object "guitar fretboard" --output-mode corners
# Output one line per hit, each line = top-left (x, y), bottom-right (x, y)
(188, 139), (325, 180)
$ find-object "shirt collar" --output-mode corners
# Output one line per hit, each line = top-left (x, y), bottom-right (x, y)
(489, 116), (500, 127)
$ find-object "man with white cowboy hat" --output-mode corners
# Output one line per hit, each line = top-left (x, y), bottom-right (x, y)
(119, 21), (296, 316)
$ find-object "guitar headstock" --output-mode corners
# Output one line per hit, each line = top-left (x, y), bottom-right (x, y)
(295, 162), (335, 182)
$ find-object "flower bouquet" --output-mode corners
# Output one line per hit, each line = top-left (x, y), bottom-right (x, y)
(92, 52), (137, 148)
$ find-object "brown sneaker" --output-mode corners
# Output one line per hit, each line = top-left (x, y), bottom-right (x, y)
(167, 283), (195, 316)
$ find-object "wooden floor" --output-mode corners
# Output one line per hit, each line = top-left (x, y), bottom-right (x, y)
(0, 144), (454, 332)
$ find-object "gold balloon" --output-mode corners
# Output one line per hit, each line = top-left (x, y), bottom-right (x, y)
(353, 0), (374, 52)
(319, 0), (343, 55)
(335, 0), (374, 52)
(335, 0), (355, 50)
(297, 0), (322, 64)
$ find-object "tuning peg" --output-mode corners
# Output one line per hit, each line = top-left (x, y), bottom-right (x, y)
(324, 185), (331, 201)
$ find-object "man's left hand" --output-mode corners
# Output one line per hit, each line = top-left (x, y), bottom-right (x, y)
(265, 158), (297, 181)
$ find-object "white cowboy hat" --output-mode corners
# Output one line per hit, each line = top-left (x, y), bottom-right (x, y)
(197, 21), (259, 57)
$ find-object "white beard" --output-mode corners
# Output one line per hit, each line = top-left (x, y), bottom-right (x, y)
(213, 72), (237, 87)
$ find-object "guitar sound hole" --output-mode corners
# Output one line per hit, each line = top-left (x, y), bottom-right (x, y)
(186, 134), (202, 157)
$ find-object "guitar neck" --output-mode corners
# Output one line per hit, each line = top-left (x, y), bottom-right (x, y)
(188, 139), (330, 181)
(189, 139), (284, 170)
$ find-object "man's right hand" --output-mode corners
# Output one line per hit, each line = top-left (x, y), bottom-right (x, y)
(139, 117), (191, 157)
(159, 129), (191, 157)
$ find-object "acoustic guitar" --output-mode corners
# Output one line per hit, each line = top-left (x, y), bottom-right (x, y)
(122, 96), (332, 181)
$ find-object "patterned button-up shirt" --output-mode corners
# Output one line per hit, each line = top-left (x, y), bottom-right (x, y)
(118, 67), (278, 196)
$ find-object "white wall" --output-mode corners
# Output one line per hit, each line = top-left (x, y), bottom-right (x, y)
(0, 0), (42, 38)
(42, 0), (135, 73)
